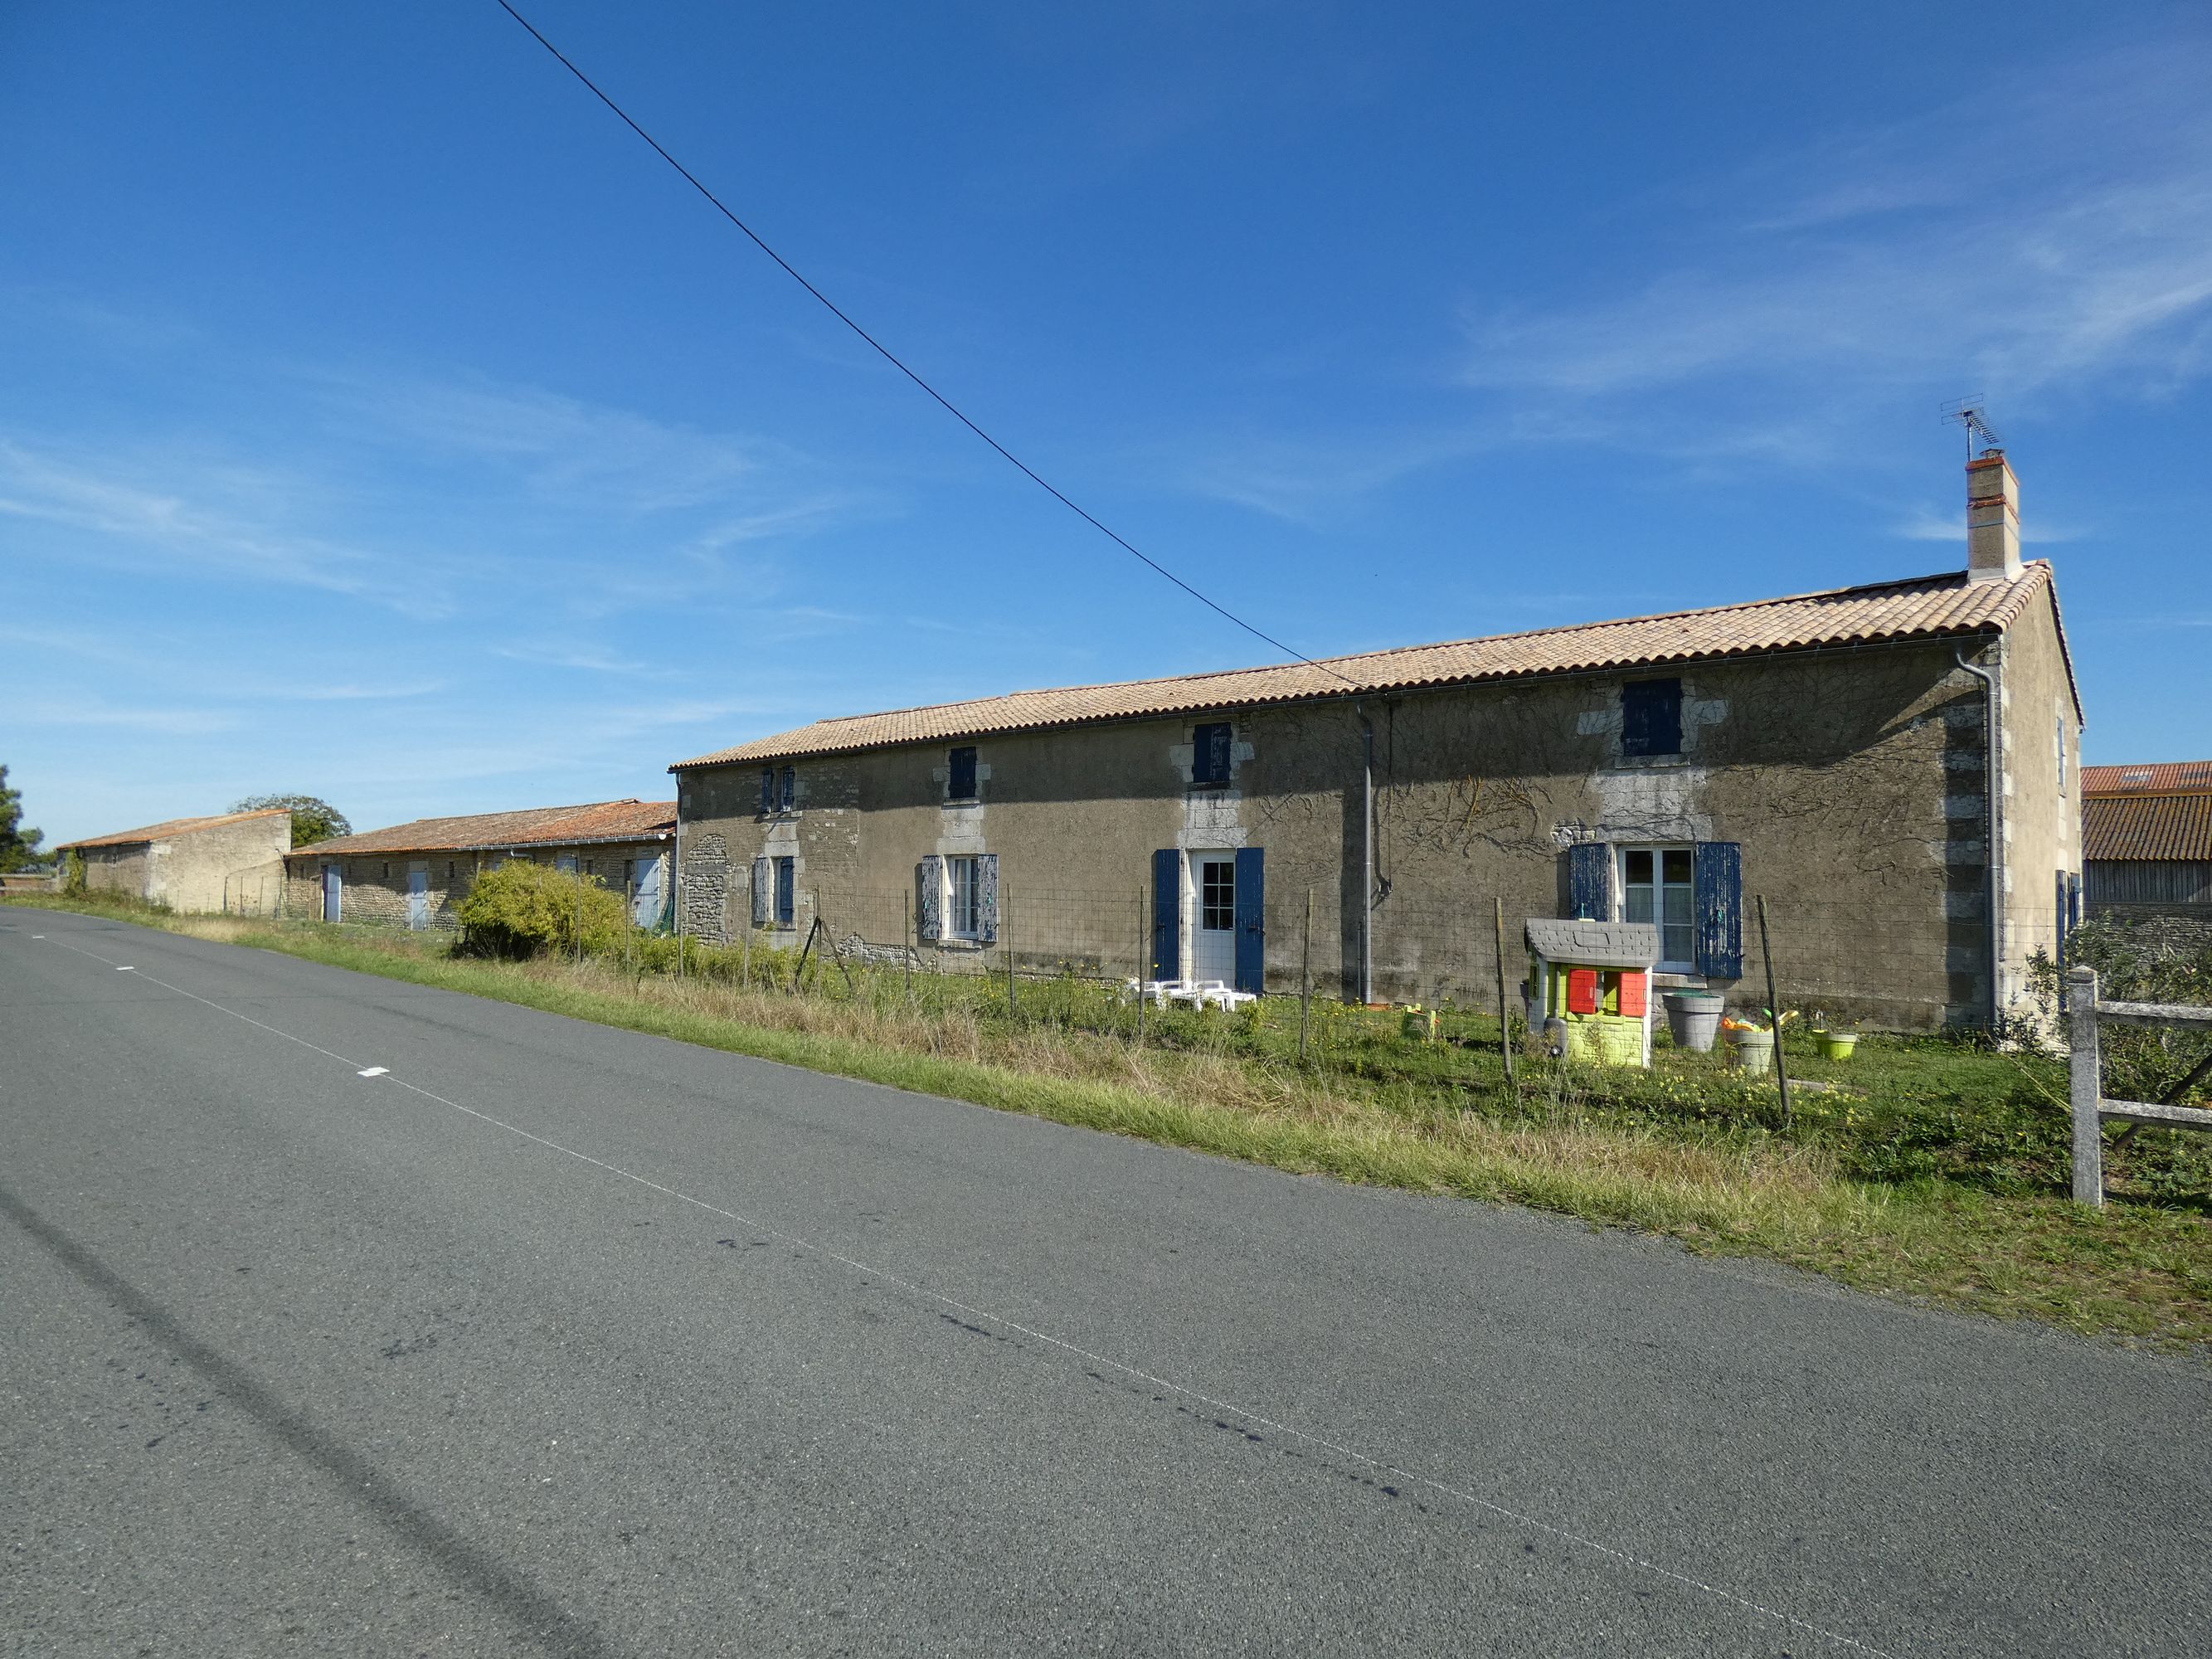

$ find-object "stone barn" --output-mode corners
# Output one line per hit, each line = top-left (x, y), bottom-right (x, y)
(57, 810), (292, 914)
(284, 799), (675, 931)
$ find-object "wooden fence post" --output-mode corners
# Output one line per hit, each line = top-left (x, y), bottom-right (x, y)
(1136, 889), (1146, 1048)
(1757, 894), (1791, 1127)
(1495, 897), (1515, 1087)
(2069, 966), (2104, 1206)
(1299, 888), (1313, 1063)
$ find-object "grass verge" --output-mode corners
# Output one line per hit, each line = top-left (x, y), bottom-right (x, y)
(14, 894), (2210, 1352)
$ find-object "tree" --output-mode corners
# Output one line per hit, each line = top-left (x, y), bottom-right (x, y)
(232, 793), (352, 848)
(0, 766), (44, 872)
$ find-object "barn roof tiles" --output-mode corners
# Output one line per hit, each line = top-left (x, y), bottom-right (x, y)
(2082, 761), (2212, 798)
(60, 809), (289, 852)
(2083, 794), (2212, 864)
(286, 799), (676, 860)
(676, 562), (2065, 769)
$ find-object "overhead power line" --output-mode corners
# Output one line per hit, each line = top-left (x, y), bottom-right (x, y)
(490, 0), (1353, 687)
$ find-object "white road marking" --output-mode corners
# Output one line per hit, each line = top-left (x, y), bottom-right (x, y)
(116, 966), (134, 971)
(357, 1067), (389, 1078)
(23, 914), (1893, 1657)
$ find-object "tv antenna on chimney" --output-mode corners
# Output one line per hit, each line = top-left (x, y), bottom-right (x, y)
(1939, 396), (2001, 461)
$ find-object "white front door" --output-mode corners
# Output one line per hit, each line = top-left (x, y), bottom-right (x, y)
(1191, 851), (1237, 984)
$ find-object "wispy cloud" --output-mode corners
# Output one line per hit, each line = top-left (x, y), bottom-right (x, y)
(1458, 41), (2212, 444)
(21, 698), (237, 736)
(315, 369), (805, 516)
(1175, 426), (1495, 524)
(493, 642), (680, 679)
(0, 437), (434, 613)
(1889, 506), (2087, 544)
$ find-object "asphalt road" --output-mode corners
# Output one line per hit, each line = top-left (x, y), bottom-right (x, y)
(2, 907), (2207, 1657)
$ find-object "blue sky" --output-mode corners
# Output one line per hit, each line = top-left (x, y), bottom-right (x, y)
(4, 1), (2210, 847)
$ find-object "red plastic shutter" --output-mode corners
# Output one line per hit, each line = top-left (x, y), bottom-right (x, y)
(1567, 968), (1600, 1014)
(1618, 972), (1648, 1018)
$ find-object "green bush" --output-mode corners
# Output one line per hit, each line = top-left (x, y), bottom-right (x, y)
(455, 862), (626, 960)
(61, 849), (85, 897)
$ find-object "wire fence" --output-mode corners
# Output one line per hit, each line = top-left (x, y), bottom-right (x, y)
(246, 859), (2124, 1034)
(689, 886), (2103, 1036)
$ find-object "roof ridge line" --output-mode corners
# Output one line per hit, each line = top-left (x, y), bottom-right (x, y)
(790, 564), (2016, 732)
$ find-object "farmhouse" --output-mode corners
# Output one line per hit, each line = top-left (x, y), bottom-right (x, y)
(671, 452), (2081, 1031)
(284, 799), (675, 930)
(2082, 761), (2212, 927)
(57, 809), (291, 913)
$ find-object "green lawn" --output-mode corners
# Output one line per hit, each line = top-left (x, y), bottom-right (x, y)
(14, 893), (2211, 1351)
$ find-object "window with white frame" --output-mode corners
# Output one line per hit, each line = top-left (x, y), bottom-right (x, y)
(1620, 845), (1695, 971)
(948, 855), (984, 940)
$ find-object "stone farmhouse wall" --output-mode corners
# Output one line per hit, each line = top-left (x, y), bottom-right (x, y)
(676, 611), (2079, 1031)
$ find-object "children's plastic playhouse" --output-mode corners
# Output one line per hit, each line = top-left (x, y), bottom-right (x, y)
(1524, 919), (1662, 1068)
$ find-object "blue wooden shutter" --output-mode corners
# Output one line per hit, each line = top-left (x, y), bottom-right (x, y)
(1193, 722), (1232, 785)
(775, 857), (795, 925)
(1568, 843), (1611, 920)
(916, 856), (944, 941)
(751, 857), (771, 927)
(1152, 849), (1180, 980)
(779, 766), (795, 811)
(1693, 842), (1743, 979)
(1233, 847), (1266, 995)
(1621, 679), (1682, 757)
(759, 768), (774, 814)
(977, 854), (999, 944)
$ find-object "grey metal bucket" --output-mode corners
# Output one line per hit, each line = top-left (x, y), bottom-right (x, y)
(1665, 991), (1725, 1053)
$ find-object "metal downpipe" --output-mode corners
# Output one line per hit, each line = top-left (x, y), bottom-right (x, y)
(1953, 644), (2003, 1029)
(1358, 706), (1374, 1005)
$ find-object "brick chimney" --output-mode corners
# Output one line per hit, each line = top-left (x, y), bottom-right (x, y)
(1966, 449), (2021, 584)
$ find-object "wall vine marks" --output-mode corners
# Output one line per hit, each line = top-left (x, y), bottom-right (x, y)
(1390, 773), (1556, 861)
(1699, 675), (1978, 890)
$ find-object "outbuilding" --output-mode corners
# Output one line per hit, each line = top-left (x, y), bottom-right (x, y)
(2082, 761), (2212, 927)
(57, 810), (292, 913)
(284, 799), (676, 931)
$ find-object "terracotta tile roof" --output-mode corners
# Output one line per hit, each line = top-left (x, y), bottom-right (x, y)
(60, 809), (289, 852)
(2082, 761), (2212, 798)
(285, 800), (676, 861)
(2084, 794), (2212, 864)
(675, 563), (2065, 768)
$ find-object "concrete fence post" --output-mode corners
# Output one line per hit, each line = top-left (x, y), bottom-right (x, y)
(2068, 966), (2103, 1206)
